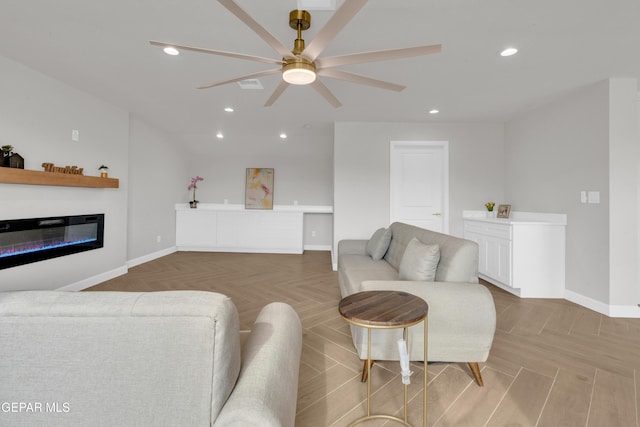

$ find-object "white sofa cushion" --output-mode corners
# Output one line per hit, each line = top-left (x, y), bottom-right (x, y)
(398, 237), (440, 281)
(0, 291), (240, 427)
(365, 227), (392, 260)
(385, 222), (478, 282)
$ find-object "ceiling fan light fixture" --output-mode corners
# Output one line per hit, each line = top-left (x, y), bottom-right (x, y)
(282, 59), (317, 85)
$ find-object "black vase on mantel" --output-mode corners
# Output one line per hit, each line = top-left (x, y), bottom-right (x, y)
(1, 153), (11, 168)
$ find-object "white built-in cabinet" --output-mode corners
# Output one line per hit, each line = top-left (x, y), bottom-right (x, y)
(175, 204), (332, 254)
(463, 211), (567, 298)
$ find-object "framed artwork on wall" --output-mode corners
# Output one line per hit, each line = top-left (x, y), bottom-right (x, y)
(245, 168), (274, 209)
(497, 204), (511, 219)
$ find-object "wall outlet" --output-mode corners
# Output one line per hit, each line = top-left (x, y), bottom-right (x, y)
(311, 230), (316, 237)
(71, 129), (79, 142)
(156, 235), (161, 243)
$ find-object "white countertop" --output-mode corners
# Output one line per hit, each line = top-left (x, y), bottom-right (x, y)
(463, 210), (567, 226)
(175, 203), (333, 214)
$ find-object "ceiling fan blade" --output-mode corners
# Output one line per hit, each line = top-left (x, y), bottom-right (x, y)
(317, 69), (405, 92)
(150, 41), (284, 66)
(218, 0), (293, 59)
(315, 44), (442, 69)
(311, 80), (342, 108)
(197, 69), (281, 89)
(264, 80), (290, 107)
(303, 0), (368, 62)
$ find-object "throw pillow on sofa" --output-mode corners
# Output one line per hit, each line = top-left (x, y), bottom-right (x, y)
(366, 227), (393, 260)
(398, 237), (440, 281)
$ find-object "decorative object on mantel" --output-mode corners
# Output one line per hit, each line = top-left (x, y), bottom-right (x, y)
(188, 175), (203, 208)
(245, 168), (274, 210)
(484, 201), (495, 218)
(41, 162), (84, 175)
(497, 204), (511, 219)
(1, 145), (14, 167)
(98, 165), (109, 178)
(8, 153), (24, 169)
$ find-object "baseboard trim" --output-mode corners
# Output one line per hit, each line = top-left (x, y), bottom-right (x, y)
(565, 289), (640, 318)
(303, 244), (332, 251)
(57, 265), (129, 291)
(127, 247), (177, 268)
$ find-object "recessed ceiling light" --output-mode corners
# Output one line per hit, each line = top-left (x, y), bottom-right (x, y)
(500, 47), (518, 57)
(280, 133), (287, 139)
(163, 47), (179, 56)
(429, 109), (439, 114)
(216, 132), (224, 139)
(224, 107), (234, 112)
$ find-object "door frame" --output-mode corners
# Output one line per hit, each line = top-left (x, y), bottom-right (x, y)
(389, 140), (450, 234)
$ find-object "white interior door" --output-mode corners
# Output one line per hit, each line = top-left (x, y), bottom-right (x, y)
(390, 141), (448, 233)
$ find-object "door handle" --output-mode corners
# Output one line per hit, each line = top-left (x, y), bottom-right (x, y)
(432, 212), (442, 217)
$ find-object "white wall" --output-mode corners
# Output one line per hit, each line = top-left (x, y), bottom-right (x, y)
(127, 117), (189, 263)
(0, 55), (129, 291)
(185, 125), (335, 248)
(333, 121), (505, 262)
(637, 94), (640, 305)
(504, 78), (639, 315)
(185, 128), (334, 206)
(608, 79), (639, 308)
(505, 81), (610, 302)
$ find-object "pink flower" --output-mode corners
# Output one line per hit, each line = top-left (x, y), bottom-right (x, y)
(188, 176), (204, 202)
(187, 176), (203, 191)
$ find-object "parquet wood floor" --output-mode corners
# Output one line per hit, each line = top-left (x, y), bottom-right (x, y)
(87, 251), (640, 426)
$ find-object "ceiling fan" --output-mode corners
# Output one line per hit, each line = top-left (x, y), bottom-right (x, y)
(150, 0), (441, 108)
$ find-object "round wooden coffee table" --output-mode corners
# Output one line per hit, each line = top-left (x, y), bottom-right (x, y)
(339, 290), (429, 427)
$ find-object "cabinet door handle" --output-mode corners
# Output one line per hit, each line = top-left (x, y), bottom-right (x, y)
(432, 212), (441, 216)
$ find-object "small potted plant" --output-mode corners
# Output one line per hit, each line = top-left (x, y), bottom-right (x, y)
(98, 165), (109, 178)
(188, 176), (204, 208)
(485, 201), (496, 218)
(1, 145), (13, 167)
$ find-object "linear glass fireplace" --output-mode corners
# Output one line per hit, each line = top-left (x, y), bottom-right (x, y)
(0, 214), (104, 270)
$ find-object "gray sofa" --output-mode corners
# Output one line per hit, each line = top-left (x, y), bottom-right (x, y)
(0, 291), (302, 427)
(338, 222), (496, 386)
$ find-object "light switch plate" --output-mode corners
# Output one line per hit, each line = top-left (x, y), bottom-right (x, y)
(588, 191), (600, 204)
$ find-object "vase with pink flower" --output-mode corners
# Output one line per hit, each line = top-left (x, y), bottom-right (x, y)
(188, 176), (204, 208)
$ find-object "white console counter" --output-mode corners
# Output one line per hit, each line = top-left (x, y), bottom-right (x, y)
(175, 204), (333, 254)
(463, 210), (567, 298)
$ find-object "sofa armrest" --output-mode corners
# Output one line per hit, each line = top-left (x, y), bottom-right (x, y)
(213, 302), (302, 427)
(338, 239), (368, 256)
(360, 280), (496, 346)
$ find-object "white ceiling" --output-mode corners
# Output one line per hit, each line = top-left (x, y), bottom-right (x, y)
(2, 0), (639, 155)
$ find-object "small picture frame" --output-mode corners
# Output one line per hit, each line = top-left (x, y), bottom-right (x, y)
(497, 204), (511, 219)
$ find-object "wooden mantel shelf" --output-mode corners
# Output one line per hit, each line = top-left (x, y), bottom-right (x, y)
(0, 167), (119, 188)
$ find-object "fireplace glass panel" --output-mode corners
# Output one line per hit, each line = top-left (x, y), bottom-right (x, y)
(0, 214), (104, 269)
